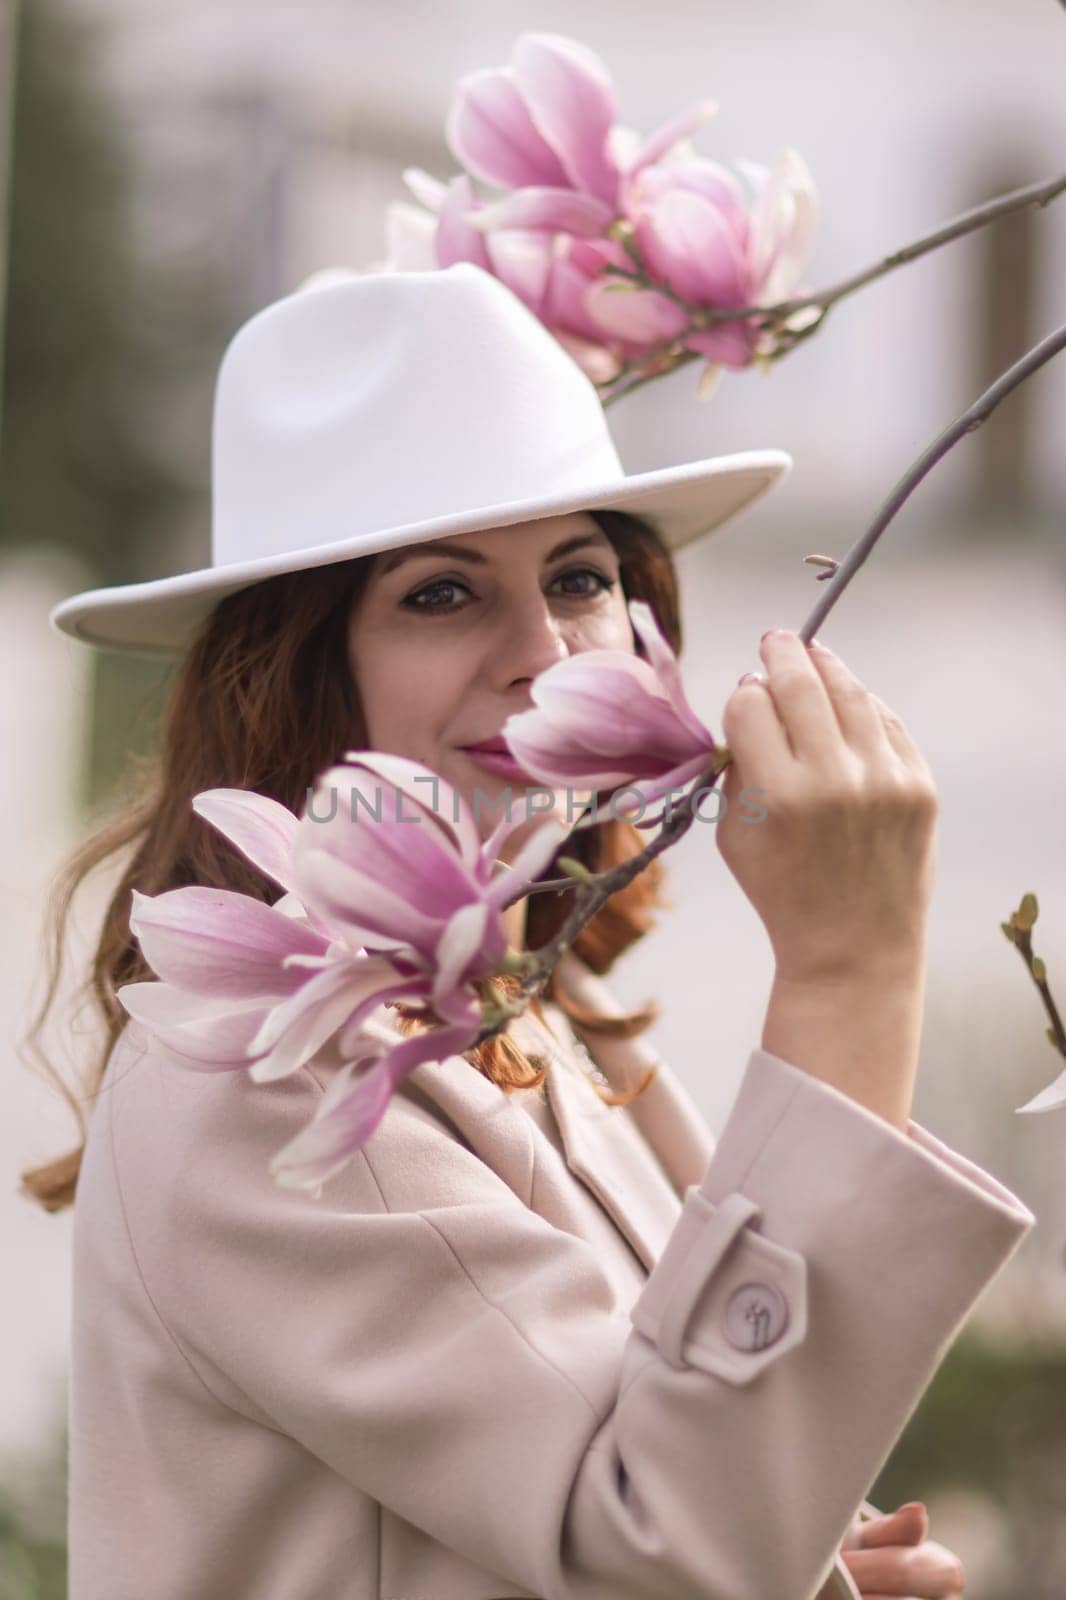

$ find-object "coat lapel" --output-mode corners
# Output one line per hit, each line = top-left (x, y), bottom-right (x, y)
(367, 950), (718, 1273)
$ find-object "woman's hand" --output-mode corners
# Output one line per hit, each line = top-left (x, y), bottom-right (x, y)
(841, 1501), (966, 1598)
(716, 629), (939, 986)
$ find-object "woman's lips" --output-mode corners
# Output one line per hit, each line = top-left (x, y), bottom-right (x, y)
(460, 746), (541, 784)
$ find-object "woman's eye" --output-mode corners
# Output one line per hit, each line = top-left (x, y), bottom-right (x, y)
(401, 567), (616, 615)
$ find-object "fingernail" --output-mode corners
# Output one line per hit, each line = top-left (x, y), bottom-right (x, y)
(738, 672), (764, 686)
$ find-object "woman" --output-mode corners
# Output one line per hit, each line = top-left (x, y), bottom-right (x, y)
(29, 264), (1032, 1599)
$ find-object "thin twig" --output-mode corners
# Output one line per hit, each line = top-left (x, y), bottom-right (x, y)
(470, 760), (731, 1044)
(597, 172), (1066, 408)
(795, 322), (1066, 643)
(468, 321), (1066, 1050)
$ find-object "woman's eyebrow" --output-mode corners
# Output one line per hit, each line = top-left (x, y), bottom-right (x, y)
(377, 533), (611, 577)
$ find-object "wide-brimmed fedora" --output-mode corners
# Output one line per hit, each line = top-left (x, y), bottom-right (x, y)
(49, 261), (791, 657)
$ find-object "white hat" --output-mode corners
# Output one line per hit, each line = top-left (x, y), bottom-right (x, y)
(49, 262), (791, 657)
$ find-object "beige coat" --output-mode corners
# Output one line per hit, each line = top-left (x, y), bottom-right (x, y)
(68, 948), (1035, 1599)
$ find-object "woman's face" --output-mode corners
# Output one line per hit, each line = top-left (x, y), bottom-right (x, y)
(347, 511), (635, 852)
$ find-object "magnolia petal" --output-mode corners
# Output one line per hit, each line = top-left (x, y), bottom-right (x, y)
(336, 751), (484, 873)
(292, 845), (443, 957)
(484, 816), (571, 912)
(333, 973), (435, 1058)
(1015, 1069), (1066, 1114)
(511, 33), (619, 207)
(433, 901), (494, 1002)
(583, 279), (688, 346)
(128, 886), (328, 999)
(484, 229), (555, 314)
(445, 67), (570, 192)
(270, 1021), (481, 1190)
(634, 187), (748, 307)
(191, 789), (301, 894)
(627, 98), (719, 178)
(748, 147), (819, 300)
(627, 599), (718, 747)
(401, 165), (448, 214)
(247, 952), (402, 1080)
(463, 186), (612, 238)
(116, 981), (272, 1067)
(551, 328), (623, 385)
(435, 174), (493, 272)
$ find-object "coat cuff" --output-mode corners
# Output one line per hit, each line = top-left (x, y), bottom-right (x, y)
(631, 1046), (1035, 1387)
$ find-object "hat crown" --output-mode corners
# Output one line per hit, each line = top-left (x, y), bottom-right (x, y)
(211, 263), (623, 569)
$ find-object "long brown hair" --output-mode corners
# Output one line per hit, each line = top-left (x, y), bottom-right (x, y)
(19, 508), (684, 1212)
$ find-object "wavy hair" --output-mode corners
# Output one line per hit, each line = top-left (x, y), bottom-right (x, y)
(19, 508), (684, 1212)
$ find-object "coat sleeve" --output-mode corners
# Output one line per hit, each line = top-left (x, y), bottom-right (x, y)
(117, 1035), (1034, 1600)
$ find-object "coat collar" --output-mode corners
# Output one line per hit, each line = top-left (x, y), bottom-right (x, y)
(374, 950), (716, 1272)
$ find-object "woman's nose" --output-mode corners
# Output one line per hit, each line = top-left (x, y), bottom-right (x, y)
(493, 594), (572, 687)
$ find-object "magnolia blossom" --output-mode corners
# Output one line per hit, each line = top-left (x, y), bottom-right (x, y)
(117, 755), (569, 1191)
(1016, 1070), (1066, 1115)
(503, 598), (722, 826)
(376, 30), (817, 383)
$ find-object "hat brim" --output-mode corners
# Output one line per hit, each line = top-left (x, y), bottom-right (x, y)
(49, 448), (790, 657)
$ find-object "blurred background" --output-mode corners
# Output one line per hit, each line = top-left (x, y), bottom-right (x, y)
(2, 0), (1065, 1593)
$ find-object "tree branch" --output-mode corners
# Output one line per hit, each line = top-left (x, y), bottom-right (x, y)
(596, 172), (1066, 408)
(468, 321), (1066, 1048)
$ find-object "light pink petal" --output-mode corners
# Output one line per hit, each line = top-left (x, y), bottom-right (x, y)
(445, 67), (570, 191)
(484, 817), (571, 912)
(552, 329), (623, 384)
(1015, 1069), (1066, 1114)
(682, 321), (760, 369)
(292, 843), (447, 957)
(463, 186), (613, 237)
(484, 230), (555, 314)
(270, 1019), (482, 1190)
(128, 886), (328, 998)
(626, 99), (719, 178)
(337, 751), (483, 871)
(524, 658), (697, 758)
(582, 279), (688, 346)
(247, 952), (406, 1081)
(117, 981), (272, 1068)
(633, 188), (749, 306)
(511, 33), (619, 207)
(434, 174), (493, 271)
(433, 901), (495, 1002)
(191, 789), (300, 894)
(627, 599), (718, 747)
(301, 766), (482, 925)
(401, 166), (448, 214)
(629, 157), (748, 241)
(753, 148), (819, 302)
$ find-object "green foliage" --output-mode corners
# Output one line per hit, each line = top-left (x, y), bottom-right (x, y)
(1, 0), (227, 812)
(872, 1330), (1066, 1597)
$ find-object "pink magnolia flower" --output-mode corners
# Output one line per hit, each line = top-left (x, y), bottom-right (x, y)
(390, 29), (818, 378)
(117, 756), (569, 1192)
(502, 599), (722, 826)
(376, 31), (728, 384)
(621, 148), (818, 369)
(379, 170), (665, 386)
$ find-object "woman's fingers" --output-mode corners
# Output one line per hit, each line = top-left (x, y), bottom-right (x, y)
(755, 629), (844, 765)
(720, 670), (794, 791)
(860, 1504), (930, 1547)
(807, 640), (898, 763)
(840, 1538), (965, 1597)
(841, 1504), (965, 1598)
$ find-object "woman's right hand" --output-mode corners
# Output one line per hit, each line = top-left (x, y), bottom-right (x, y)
(714, 629), (939, 989)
